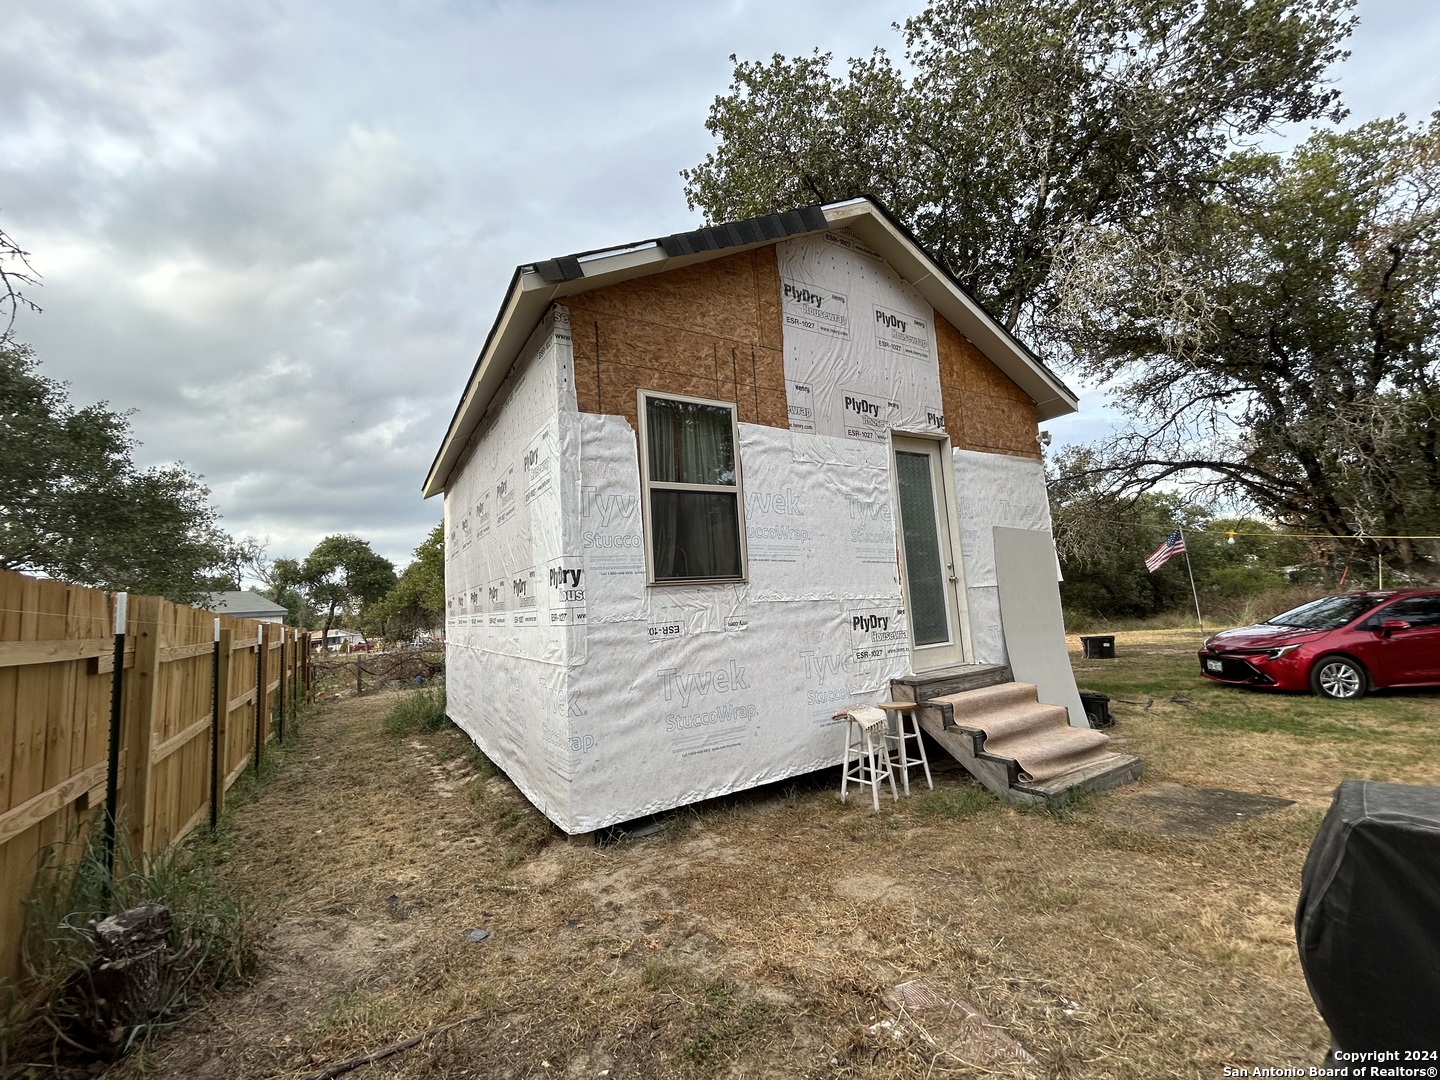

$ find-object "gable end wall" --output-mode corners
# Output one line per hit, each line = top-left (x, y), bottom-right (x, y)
(563, 246), (1041, 460)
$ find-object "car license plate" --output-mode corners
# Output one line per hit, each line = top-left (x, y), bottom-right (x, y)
(1205, 659), (1223, 673)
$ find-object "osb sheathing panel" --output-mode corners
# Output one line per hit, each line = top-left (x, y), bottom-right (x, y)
(567, 247), (785, 433)
(565, 244), (1039, 460)
(936, 313), (1041, 461)
(958, 395), (1044, 458)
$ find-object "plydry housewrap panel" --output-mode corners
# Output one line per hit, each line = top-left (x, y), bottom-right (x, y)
(445, 308), (582, 826)
(777, 230), (946, 441)
(560, 416), (910, 833)
(450, 359), (913, 833)
(951, 449), (1054, 666)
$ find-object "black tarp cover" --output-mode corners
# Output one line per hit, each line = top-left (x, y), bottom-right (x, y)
(1296, 780), (1440, 1049)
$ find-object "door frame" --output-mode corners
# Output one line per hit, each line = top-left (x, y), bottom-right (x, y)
(889, 431), (972, 672)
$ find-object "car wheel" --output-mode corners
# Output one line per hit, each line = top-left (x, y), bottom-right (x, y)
(1310, 655), (1367, 700)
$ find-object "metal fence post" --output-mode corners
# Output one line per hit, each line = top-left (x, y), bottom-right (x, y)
(254, 624), (265, 774)
(209, 618), (220, 832)
(103, 593), (128, 879)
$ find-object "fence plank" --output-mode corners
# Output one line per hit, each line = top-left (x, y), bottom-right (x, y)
(0, 761), (109, 847)
(277, 632), (289, 742)
(158, 641), (216, 663)
(11, 576), (47, 813)
(0, 575), (22, 815)
(149, 713), (212, 766)
(0, 568), (307, 983)
(121, 595), (163, 859)
(0, 638), (113, 667)
(213, 626), (234, 824)
(38, 580), (73, 808)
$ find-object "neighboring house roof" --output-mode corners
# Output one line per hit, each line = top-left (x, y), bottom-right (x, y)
(424, 195), (1080, 499)
(205, 590), (289, 620)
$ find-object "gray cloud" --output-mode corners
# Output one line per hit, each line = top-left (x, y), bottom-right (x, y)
(3, 0), (1435, 572)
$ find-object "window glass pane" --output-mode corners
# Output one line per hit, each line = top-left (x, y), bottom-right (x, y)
(896, 451), (950, 646)
(650, 490), (742, 581)
(1380, 597), (1440, 628)
(1267, 595), (1375, 629)
(646, 398), (736, 486)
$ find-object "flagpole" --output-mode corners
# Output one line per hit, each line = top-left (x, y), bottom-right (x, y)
(1179, 525), (1204, 632)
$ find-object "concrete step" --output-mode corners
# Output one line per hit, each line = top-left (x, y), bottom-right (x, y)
(1017, 752), (1145, 803)
(890, 664), (1012, 704)
(914, 681), (1142, 809)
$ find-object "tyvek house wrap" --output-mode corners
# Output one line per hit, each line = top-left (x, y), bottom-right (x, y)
(444, 308), (584, 828)
(563, 417), (909, 832)
(443, 304), (910, 833)
(444, 228), (1059, 833)
(951, 449), (1056, 666)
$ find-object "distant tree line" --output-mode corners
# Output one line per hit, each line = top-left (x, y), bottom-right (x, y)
(241, 526), (441, 647)
(1049, 476), (1400, 625)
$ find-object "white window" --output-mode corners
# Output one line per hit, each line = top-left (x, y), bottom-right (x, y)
(637, 391), (746, 585)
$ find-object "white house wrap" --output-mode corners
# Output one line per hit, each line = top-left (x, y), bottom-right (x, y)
(429, 199), (1080, 834)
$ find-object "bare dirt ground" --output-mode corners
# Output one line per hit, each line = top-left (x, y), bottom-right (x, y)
(103, 631), (1440, 1079)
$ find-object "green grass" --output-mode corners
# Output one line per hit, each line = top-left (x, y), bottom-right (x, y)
(379, 684), (448, 736)
(2, 823), (264, 1070)
(316, 984), (400, 1040)
(676, 979), (773, 1073)
(0, 695), (322, 1072)
(1073, 632), (1440, 751)
(911, 782), (995, 819)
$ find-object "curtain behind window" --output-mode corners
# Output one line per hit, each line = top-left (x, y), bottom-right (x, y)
(646, 399), (741, 581)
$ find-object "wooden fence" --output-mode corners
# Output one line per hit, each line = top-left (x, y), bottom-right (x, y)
(0, 568), (310, 984)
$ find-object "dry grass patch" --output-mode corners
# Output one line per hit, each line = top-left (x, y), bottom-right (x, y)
(98, 641), (1440, 1079)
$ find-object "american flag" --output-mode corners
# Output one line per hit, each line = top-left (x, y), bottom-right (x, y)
(1145, 529), (1186, 572)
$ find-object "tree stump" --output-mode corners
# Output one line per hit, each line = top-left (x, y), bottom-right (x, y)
(57, 903), (191, 1058)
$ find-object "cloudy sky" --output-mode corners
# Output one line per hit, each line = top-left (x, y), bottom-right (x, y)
(4, 1), (1439, 574)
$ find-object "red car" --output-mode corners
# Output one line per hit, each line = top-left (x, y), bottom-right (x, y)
(1198, 590), (1440, 699)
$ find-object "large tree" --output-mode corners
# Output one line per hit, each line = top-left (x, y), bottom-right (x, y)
(1049, 446), (1314, 619)
(367, 524), (444, 642)
(1061, 117), (1440, 576)
(293, 534), (397, 644)
(682, 0), (1352, 340)
(0, 344), (238, 603)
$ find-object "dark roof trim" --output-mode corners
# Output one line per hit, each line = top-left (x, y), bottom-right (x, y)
(532, 256), (584, 283)
(658, 206), (828, 258)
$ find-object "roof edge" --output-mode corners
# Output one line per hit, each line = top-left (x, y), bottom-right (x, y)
(423, 198), (1079, 497)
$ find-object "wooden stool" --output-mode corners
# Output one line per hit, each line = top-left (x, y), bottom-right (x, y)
(875, 701), (933, 796)
(835, 707), (898, 811)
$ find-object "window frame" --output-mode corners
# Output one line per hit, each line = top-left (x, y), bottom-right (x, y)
(636, 389), (748, 587)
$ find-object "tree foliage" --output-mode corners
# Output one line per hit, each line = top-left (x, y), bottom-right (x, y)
(0, 344), (238, 604)
(1050, 447), (1312, 620)
(1063, 117), (1440, 575)
(367, 524), (444, 641)
(292, 534), (396, 641)
(683, 0), (1440, 582)
(0, 224), (41, 344)
(682, 0), (1352, 336)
